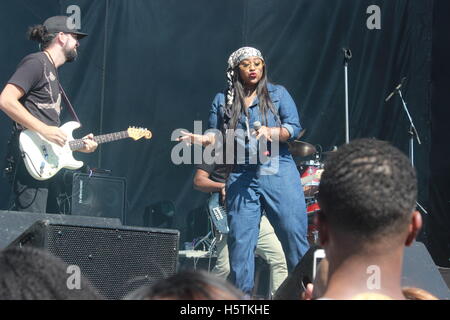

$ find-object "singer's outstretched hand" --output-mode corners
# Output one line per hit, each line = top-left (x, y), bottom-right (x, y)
(177, 130), (214, 146)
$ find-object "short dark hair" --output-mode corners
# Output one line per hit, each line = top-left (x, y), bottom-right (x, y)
(125, 270), (245, 300)
(0, 247), (102, 300)
(318, 138), (417, 240)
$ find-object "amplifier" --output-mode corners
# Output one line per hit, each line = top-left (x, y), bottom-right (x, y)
(70, 173), (126, 223)
(9, 220), (180, 299)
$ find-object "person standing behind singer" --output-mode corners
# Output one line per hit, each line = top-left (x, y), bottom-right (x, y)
(179, 47), (309, 295)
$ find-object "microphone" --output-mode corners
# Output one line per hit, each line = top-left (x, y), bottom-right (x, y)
(253, 121), (270, 156)
(343, 48), (352, 64)
(253, 121), (262, 131)
(385, 77), (407, 102)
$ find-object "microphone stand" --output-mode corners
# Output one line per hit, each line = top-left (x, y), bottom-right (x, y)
(396, 88), (428, 215)
(343, 48), (352, 144)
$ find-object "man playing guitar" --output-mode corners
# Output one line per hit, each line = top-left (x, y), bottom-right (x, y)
(0, 16), (97, 213)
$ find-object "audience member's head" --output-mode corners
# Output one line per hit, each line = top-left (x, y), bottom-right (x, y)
(0, 247), (102, 300)
(350, 292), (393, 300)
(315, 138), (423, 300)
(402, 287), (439, 300)
(317, 138), (421, 253)
(124, 270), (245, 300)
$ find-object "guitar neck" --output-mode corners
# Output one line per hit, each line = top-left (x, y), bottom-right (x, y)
(69, 131), (129, 151)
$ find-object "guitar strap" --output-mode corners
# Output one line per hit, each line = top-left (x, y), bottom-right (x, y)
(59, 83), (81, 125)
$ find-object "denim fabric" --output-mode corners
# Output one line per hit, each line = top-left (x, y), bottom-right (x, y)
(208, 84), (302, 163)
(208, 84), (309, 294)
(209, 83), (301, 142)
(212, 215), (288, 297)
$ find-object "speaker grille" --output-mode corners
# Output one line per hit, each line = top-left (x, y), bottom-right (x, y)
(71, 173), (126, 222)
(43, 224), (179, 299)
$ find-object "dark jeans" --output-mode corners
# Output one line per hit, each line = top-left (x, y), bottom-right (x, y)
(11, 152), (64, 214)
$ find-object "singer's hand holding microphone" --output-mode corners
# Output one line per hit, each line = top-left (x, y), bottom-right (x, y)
(253, 121), (273, 142)
(253, 121), (272, 157)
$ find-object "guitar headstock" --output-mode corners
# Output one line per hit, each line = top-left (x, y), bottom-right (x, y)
(127, 127), (152, 140)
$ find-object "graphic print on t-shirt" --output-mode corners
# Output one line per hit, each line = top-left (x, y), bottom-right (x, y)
(8, 52), (62, 127)
(36, 62), (61, 115)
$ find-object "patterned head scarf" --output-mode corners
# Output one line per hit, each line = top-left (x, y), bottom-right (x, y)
(226, 47), (265, 107)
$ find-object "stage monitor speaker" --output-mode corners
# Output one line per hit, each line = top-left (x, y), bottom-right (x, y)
(403, 241), (450, 299)
(0, 210), (122, 249)
(70, 173), (126, 223)
(9, 220), (180, 300)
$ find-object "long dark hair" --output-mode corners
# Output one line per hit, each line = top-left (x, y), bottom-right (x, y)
(28, 25), (57, 50)
(227, 64), (281, 131)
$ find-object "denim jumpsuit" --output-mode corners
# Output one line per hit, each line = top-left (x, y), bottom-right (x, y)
(208, 83), (310, 294)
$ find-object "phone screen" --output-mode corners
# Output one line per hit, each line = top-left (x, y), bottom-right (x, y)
(312, 249), (326, 280)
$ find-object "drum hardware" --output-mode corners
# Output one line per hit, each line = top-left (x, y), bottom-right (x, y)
(290, 141), (326, 245)
(299, 154), (323, 198)
(297, 148), (323, 246)
(288, 140), (316, 158)
(322, 146), (338, 157)
(306, 199), (321, 245)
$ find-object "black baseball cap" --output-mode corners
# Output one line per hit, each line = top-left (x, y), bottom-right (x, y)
(43, 16), (88, 39)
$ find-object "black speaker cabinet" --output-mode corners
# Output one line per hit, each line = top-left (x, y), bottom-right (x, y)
(0, 210), (122, 249)
(70, 173), (126, 223)
(403, 241), (450, 299)
(9, 220), (180, 299)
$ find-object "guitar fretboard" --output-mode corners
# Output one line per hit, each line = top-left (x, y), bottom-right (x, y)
(69, 131), (129, 151)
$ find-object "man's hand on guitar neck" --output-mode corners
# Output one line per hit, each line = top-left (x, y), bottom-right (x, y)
(41, 126), (97, 153)
(77, 133), (98, 153)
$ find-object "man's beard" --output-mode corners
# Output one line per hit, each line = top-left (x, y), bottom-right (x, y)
(64, 47), (78, 63)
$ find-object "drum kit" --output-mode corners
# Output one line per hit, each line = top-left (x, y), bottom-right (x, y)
(288, 138), (335, 245)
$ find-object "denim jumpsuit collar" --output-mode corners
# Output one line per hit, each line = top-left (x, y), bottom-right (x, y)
(246, 83), (279, 109)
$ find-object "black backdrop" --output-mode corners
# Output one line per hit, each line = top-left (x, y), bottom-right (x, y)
(0, 0), (447, 266)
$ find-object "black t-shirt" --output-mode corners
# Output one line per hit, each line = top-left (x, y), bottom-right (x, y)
(195, 162), (228, 184)
(8, 52), (62, 130)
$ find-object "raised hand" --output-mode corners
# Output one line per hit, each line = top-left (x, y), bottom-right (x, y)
(177, 130), (214, 146)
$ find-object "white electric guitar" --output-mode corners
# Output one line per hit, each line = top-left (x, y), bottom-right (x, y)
(19, 121), (152, 181)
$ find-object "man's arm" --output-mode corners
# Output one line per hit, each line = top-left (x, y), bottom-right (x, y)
(193, 169), (225, 193)
(0, 83), (68, 146)
(0, 84), (97, 152)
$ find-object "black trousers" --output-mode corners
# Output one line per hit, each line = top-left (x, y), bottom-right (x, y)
(7, 136), (65, 214)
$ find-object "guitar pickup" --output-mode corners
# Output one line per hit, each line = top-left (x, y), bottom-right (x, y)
(41, 145), (49, 159)
(212, 207), (224, 221)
